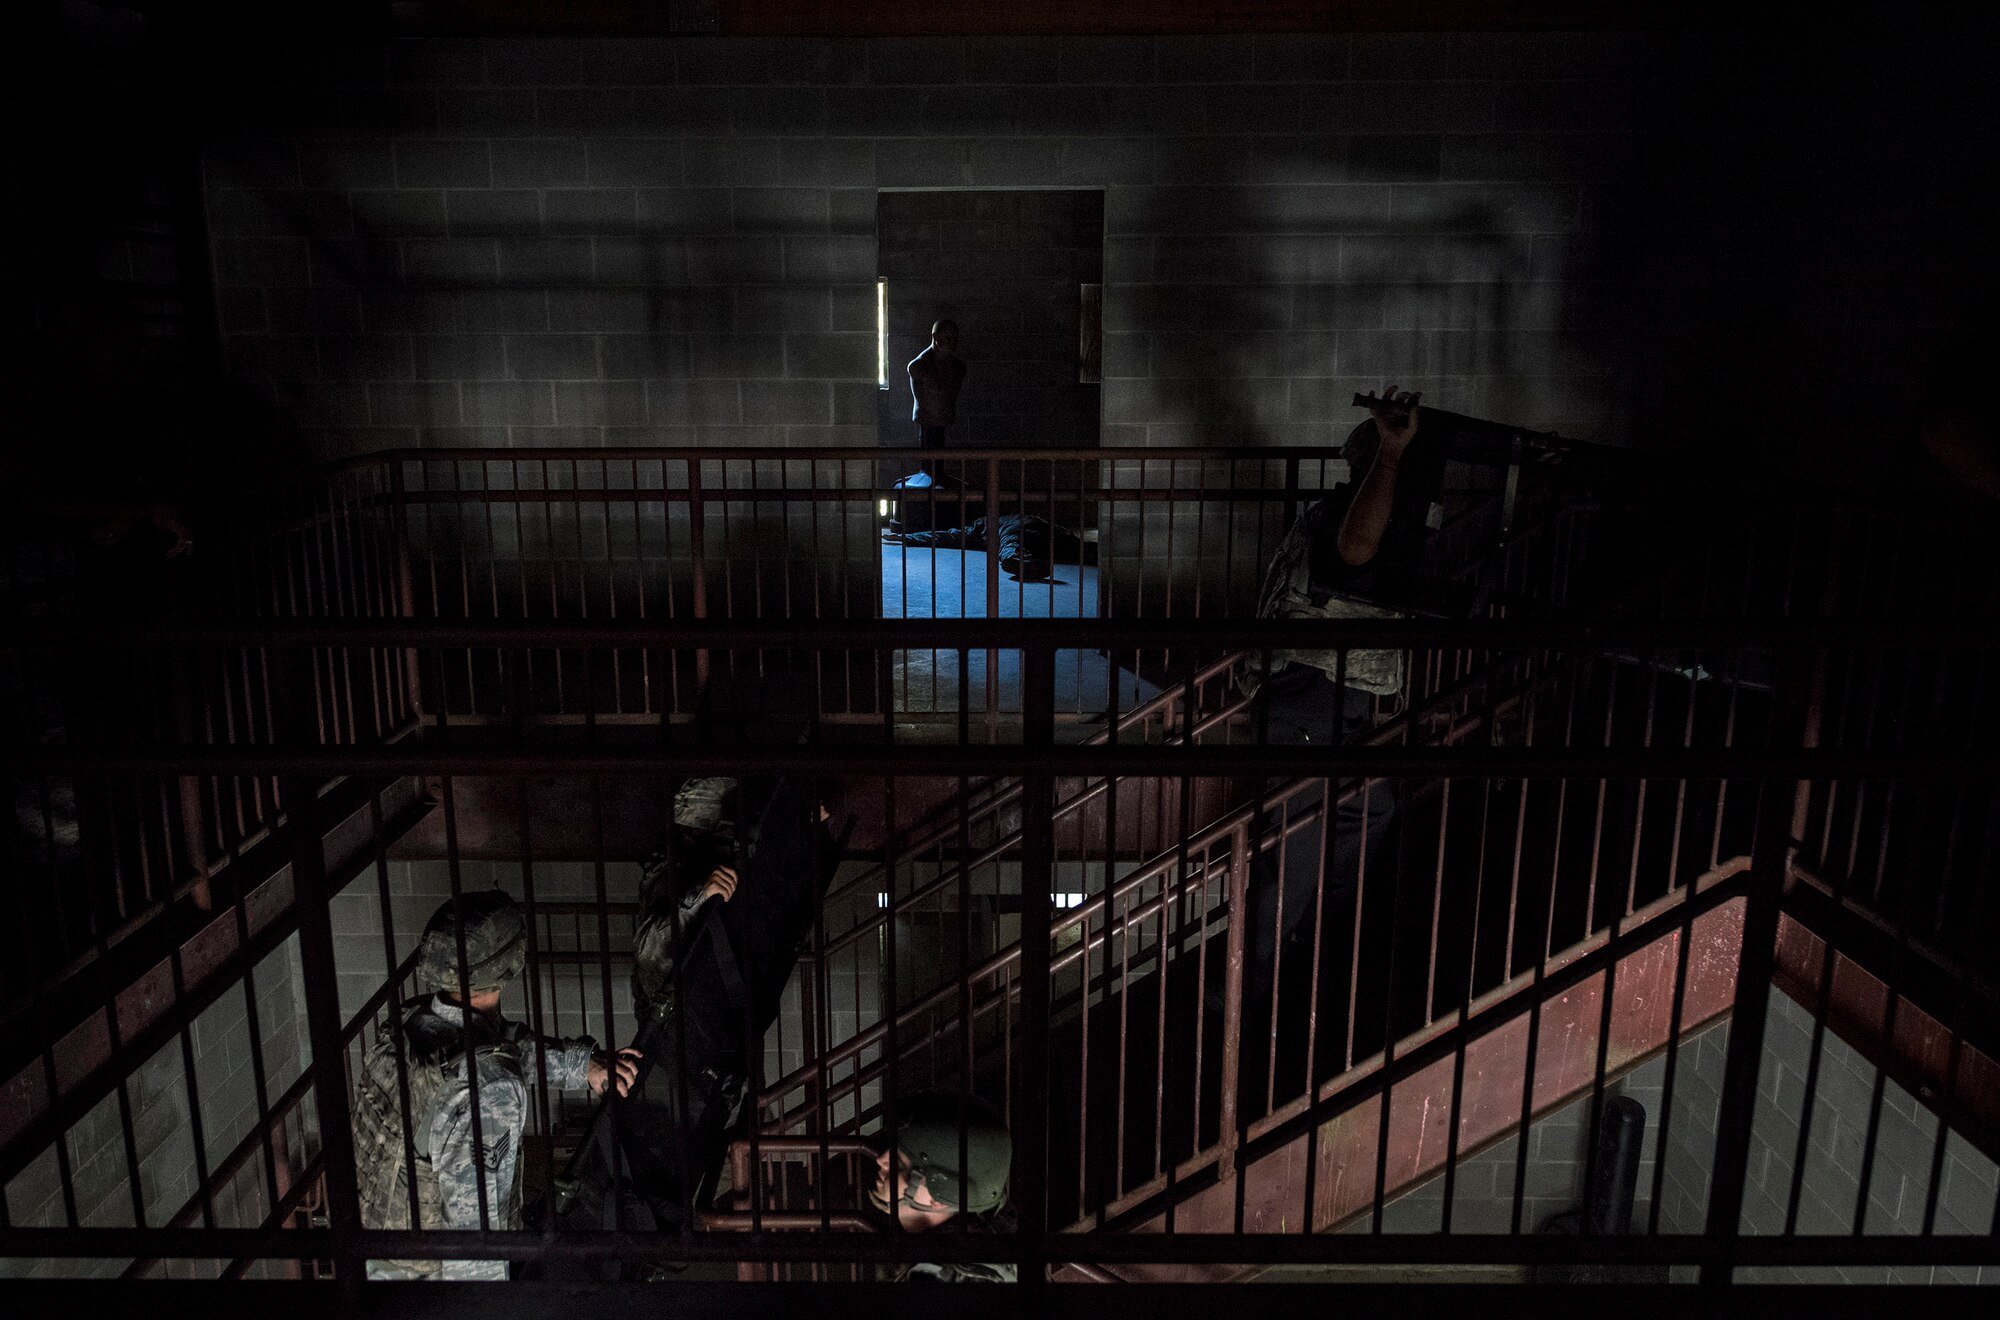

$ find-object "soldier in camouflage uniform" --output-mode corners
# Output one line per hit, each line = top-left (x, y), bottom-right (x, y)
(547, 775), (843, 1255)
(351, 890), (640, 1281)
(630, 776), (743, 1028)
(870, 1092), (1019, 1284)
(1231, 392), (1428, 1008)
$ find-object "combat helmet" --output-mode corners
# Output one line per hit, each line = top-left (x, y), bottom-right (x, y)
(891, 1092), (1011, 1215)
(413, 890), (527, 995)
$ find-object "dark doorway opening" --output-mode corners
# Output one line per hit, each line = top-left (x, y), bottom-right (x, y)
(876, 189), (1104, 452)
(874, 190), (1137, 718)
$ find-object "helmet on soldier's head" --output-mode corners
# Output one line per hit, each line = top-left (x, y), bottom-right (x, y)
(673, 776), (740, 838)
(414, 890), (527, 995)
(892, 1092), (1011, 1215)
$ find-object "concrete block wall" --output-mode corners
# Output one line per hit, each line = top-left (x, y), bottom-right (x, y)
(0, 935), (311, 1279)
(1367, 1046), (1676, 1237)
(1656, 986), (2000, 1285)
(197, 30), (1998, 476)
(1375, 990), (1999, 1287)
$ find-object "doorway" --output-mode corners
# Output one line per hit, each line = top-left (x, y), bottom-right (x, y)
(874, 189), (1140, 719)
(875, 188), (1104, 452)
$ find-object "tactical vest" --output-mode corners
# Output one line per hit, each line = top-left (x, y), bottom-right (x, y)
(901, 1259), (1020, 1284)
(352, 1000), (519, 1238)
(1255, 499), (1407, 698)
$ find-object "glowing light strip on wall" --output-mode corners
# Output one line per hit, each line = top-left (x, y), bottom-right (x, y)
(876, 276), (888, 389)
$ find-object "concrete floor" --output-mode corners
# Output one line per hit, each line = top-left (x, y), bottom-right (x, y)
(880, 542), (1156, 717)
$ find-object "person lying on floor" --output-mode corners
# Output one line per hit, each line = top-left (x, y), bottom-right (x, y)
(882, 512), (1083, 582)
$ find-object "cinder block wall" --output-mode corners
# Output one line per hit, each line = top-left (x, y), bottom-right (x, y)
(1656, 986), (1999, 1285)
(1365, 1043), (1681, 1239)
(0, 936), (311, 1280)
(1373, 990), (1999, 1288)
(199, 31), (1997, 476)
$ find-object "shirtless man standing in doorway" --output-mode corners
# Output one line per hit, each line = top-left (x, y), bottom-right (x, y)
(907, 319), (967, 449)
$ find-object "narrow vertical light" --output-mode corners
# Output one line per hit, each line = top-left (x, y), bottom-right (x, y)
(876, 276), (888, 389)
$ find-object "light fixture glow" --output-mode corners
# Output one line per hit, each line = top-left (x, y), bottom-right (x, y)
(876, 276), (888, 390)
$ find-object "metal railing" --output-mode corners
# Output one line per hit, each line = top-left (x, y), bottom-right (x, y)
(4, 445), (1998, 1290)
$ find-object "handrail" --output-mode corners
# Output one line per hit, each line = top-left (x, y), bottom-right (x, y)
(816, 649), (1248, 918)
(757, 489), (1601, 1124)
(130, 944), (425, 1274)
(754, 653), (1515, 1124)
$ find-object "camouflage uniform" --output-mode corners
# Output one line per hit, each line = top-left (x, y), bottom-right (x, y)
(900, 1252), (1018, 1285)
(880, 1092), (1019, 1285)
(1246, 421), (1436, 699)
(350, 891), (597, 1281)
(631, 777), (738, 1025)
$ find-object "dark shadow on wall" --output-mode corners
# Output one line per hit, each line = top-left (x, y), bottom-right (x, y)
(1112, 133), (1528, 624)
(1546, 20), (2000, 479)
(1121, 126), (1536, 453)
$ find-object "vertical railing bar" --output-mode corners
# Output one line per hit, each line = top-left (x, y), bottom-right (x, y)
(1076, 454), (1089, 689)
(330, 471), (364, 741)
(1850, 765), (1942, 1238)
(737, 772), (766, 1236)
(652, 752), (700, 1244)
(477, 461), (504, 722)
(1502, 683), (1536, 979)
(812, 754), (836, 1234)
(1344, 777), (1374, 1073)
(165, 937), (218, 1231)
(1646, 666), (1707, 1237)
(284, 718), (365, 1286)
(632, 460), (656, 718)
(1369, 775), (1419, 1235)
(437, 772), (494, 1235)
(546, 466), (568, 718)
(602, 465), (623, 713)
(877, 646), (901, 1239)
(1160, 785), (1186, 1190)
(1298, 771), (1333, 1233)
(1016, 640), (1055, 1294)
(1264, 783), (1295, 1115)
(224, 810), (284, 1224)
(1698, 646), (1809, 1292)
(689, 459), (709, 693)
(1545, 652), (1593, 961)
(1424, 778), (1452, 1024)
(1578, 793), (1626, 1241)
(1919, 778), (1996, 1236)
(985, 457), (1001, 738)
(1439, 774), (1496, 1235)
(515, 773), (556, 1198)
(808, 459), (823, 718)
(1215, 817), (1251, 1212)
(453, 464), (477, 720)
(370, 791), (424, 1233)
(1074, 818), (1093, 1219)
(44, 1051), (80, 1228)
(1581, 664), (1619, 947)
(1114, 877), (1133, 1197)
(358, 467), (395, 738)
